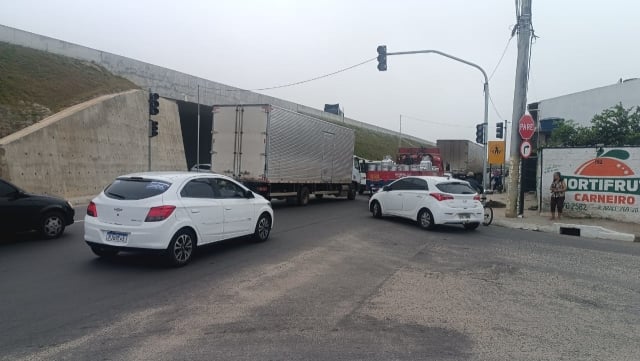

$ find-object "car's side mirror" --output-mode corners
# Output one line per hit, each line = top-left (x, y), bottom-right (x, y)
(382, 186), (391, 192)
(245, 190), (255, 199)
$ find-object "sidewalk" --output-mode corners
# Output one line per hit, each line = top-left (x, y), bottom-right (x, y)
(485, 191), (640, 242)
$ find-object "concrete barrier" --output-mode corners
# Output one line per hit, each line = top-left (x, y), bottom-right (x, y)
(0, 90), (186, 199)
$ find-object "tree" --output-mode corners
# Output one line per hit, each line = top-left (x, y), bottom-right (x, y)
(548, 120), (596, 146)
(548, 104), (640, 146)
(590, 103), (640, 146)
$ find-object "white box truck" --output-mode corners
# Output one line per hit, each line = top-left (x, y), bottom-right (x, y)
(211, 104), (358, 205)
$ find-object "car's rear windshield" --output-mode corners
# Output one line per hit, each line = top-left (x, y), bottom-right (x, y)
(104, 178), (172, 200)
(436, 182), (477, 194)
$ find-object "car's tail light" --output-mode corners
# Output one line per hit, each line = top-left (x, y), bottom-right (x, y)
(87, 201), (98, 217)
(145, 205), (176, 222)
(430, 193), (454, 201)
(473, 194), (481, 201)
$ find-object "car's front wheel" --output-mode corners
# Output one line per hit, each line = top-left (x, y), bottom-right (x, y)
(40, 211), (65, 239)
(166, 229), (196, 267)
(371, 201), (382, 218)
(253, 213), (272, 242)
(417, 209), (436, 230)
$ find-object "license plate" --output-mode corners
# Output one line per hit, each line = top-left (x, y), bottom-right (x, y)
(459, 214), (471, 220)
(106, 231), (128, 243)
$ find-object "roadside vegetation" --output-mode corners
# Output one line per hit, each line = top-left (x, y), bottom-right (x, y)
(548, 104), (640, 147)
(0, 41), (429, 160)
(0, 42), (137, 139)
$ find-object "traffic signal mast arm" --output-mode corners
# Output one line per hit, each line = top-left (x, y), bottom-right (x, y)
(378, 47), (491, 189)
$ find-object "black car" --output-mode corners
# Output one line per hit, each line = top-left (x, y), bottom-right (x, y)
(0, 178), (75, 239)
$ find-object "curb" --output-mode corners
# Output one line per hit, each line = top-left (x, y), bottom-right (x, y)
(492, 219), (637, 242)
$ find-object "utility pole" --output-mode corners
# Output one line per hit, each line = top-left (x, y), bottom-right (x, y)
(505, 0), (533, 217)
(398, 115), (402, 148)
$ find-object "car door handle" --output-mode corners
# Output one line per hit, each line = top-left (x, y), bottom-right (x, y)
(191, 209), (200, 214)
(225, 208), (232, 210)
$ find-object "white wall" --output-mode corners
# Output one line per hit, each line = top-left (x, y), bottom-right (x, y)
(537, 79), (640, 126)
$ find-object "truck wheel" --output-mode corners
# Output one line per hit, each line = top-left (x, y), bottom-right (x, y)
(298, 187), (310, 206)
(347, 184), (356, 200)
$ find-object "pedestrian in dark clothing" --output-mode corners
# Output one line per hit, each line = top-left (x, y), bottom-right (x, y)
(466, 172), (483, 194)
(549, 171), (567, 220)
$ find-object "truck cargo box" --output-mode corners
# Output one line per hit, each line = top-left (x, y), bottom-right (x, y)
(211, 105), (357, 203)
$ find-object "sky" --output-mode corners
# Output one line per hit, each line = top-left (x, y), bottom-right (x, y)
(1, 0), (639, 145)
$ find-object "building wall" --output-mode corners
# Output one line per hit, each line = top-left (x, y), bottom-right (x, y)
(0, 24), (432, 146)
(536, 79), (640, 126)
(0, 90), (185, 199)
(540, 147), (640, 223)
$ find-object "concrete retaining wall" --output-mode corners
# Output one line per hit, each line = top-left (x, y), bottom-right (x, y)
(0, 24), (432, 146)
(0, 90), (185, 199)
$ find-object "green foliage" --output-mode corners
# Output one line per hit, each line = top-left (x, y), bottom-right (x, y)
(325, 120), (431, 160)
(0, 42), (137, 138)
(548, 103), (640, 146)
(591, 103), (640, 146)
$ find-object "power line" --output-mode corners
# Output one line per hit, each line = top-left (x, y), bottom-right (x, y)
(489, 93), (504, 120)
(401, 114), (472, 128)
(227, 57), (377, 92)
(489, 34), (514, 81)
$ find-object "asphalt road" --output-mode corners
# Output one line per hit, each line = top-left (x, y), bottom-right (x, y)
(1, 196), (639, 361)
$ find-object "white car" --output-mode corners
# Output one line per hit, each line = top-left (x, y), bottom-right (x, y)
(368, 176), (483, 230)
(84, 172), (273, 266)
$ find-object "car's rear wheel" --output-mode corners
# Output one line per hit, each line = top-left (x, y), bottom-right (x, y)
(417, 209), (436, 230)
(253, 213), (272, 242)
(40, 211), (65, 239)
(166, 229), (196, 267)
(91, 245), (119, 258)
(371, 201), (382, 218)
(464, 222), (480, 230)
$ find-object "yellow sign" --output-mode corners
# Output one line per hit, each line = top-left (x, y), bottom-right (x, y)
(488, 141), (506, 165)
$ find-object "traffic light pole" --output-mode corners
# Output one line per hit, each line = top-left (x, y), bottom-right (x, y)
(386, 49), (490, 189)
(148, 89), (152, 171)
(148, 118), (152, 171)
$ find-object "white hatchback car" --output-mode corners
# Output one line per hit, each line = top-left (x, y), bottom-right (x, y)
(84, 172), (273, 266)
(369, 176), (483, 230)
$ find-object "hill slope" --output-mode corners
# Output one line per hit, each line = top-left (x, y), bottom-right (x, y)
(0, 41), (429, 159)
(0, 42), (137, 138)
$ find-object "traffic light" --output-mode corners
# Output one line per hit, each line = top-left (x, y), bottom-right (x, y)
(377, 45), (387, 71)
(496, 121), (504, 139)
(150, 120), (158, 138)
(149, 92), (160, 115)
(475, 123), (484, 144)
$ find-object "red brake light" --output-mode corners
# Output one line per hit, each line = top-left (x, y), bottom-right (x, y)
(429, 193), (454, 202)
(145, 205), (176, 222)
(473, 194), (481, 201)
(87, 201), (97, 217)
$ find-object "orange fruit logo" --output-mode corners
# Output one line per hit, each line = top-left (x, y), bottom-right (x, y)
(575, 149), (634, 176)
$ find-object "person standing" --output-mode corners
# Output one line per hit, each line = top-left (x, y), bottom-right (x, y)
(549, 171), (567, 220)
(466, 172), (483, 194)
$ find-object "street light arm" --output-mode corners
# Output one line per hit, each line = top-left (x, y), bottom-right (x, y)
(388, 50), (489, 84)
(387, 49), (490, 189)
